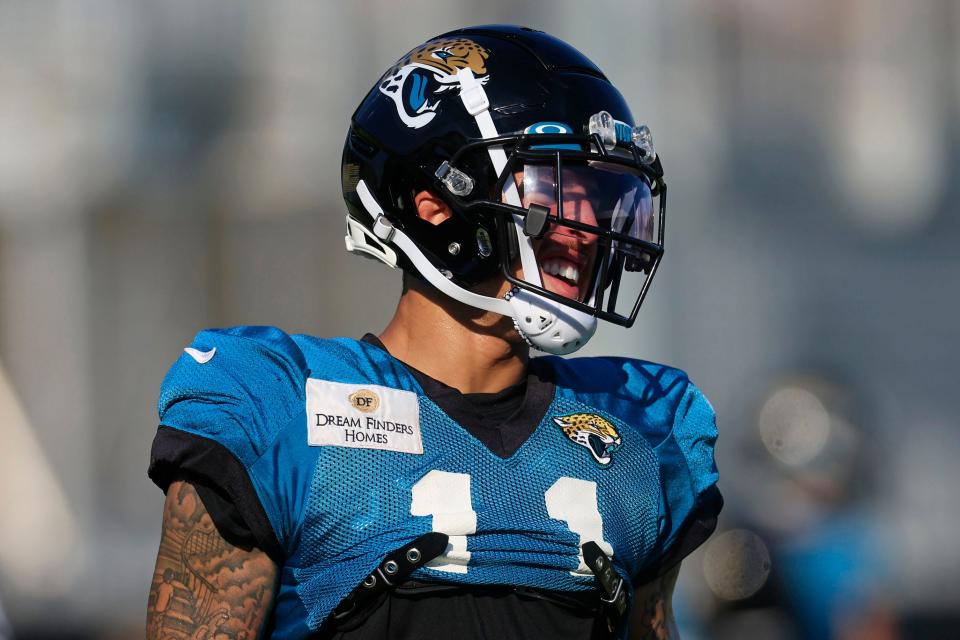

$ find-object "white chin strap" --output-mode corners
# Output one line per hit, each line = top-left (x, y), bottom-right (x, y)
(349, 67), (597, 355)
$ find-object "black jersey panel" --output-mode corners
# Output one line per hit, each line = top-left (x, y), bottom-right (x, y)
(318, 586), (606, 640)
(148, 425), (285, 564)
(636, 484), (723, 584)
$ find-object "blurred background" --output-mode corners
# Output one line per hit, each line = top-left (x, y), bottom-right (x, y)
(1, 0), (958, 638)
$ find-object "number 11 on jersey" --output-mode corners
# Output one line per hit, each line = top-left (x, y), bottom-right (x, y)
(410, 470), (613, 575)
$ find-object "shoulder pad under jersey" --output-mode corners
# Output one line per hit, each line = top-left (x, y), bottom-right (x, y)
(158, 325), (309, 466)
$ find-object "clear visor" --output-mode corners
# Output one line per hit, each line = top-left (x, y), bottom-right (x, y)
(502, 161), (662, 319)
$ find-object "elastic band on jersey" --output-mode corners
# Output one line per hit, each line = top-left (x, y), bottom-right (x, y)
(330, 532), (449, 628)
(582, 541), (629, 638)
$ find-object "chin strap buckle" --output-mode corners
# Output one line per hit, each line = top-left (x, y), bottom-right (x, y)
(582, 541), (629, 636)
(344, 215), (398, 267)
(331, 532), (449, 623)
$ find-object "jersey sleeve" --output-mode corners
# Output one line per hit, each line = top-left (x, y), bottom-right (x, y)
(648, 379), (722, 580)
(148, 326), (308, 563)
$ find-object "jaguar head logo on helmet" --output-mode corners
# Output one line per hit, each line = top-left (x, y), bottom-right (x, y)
(379, 38), (491, 129)
(342, 25), (666, 355)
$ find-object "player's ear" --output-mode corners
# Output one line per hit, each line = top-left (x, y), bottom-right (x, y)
(413, 190), (452, 226)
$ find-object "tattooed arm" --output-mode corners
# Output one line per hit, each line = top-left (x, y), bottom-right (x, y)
(147, 480), (278, 640)
(628, 564), (681, 640)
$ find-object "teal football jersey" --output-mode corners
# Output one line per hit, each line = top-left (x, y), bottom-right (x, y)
(153, 326), (719, 639)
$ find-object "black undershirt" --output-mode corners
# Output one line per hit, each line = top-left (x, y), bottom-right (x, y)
(359, 333), (556, 459)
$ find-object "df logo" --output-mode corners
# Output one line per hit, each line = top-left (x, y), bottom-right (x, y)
(348, 389), (380, 413)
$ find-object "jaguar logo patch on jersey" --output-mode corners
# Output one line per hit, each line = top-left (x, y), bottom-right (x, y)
(554, 413), (622, 467)
(378, 37), (491, 129)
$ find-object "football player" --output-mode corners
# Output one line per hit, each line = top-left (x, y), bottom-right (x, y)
(147, 25), (721, 640)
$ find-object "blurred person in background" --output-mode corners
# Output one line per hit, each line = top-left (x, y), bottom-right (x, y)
(702, 375), (897, 640)
(146, 25), (721, 639)
(765, 376), (896, 640)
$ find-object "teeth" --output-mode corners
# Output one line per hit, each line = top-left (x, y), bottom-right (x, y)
(542, 259), (579, 284)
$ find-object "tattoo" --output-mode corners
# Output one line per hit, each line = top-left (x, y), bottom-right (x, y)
(629, 566), (680, 640)
(147, 481), (277, 640)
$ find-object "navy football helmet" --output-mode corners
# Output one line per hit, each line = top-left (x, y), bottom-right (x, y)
(342, 25), (665, 354)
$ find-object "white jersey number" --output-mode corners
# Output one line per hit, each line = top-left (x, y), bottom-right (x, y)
(410, 470), (476, 573)
(410, 471), (612, 575)
(544, 476), (615, 576)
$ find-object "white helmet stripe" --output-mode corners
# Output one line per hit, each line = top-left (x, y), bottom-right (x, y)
(457, 67), (541, 289)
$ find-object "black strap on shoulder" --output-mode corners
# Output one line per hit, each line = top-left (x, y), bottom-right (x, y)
(330, 532), (449, 625)
(582, 541), (629, 637)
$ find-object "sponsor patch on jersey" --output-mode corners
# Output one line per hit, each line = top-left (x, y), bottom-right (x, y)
(307, 379), (422, 454)
(553, 413), (622, 467)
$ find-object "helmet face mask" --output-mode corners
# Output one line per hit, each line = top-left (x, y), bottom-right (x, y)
(342, 25), (666, 353)
(459, 133), (665, 327)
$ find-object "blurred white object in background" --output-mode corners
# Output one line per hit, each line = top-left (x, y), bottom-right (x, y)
(832, 0), (945, 234)
(702, 528), (772, 601)
(759, 385), (832, 467)
(0, 364), (82, 597)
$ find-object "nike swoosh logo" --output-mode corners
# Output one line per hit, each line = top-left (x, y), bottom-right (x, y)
(184, 347), (216, 364)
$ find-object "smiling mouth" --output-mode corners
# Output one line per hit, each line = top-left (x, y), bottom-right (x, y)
(539, 256), (583, 300)
(542, 258), (580, 285)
